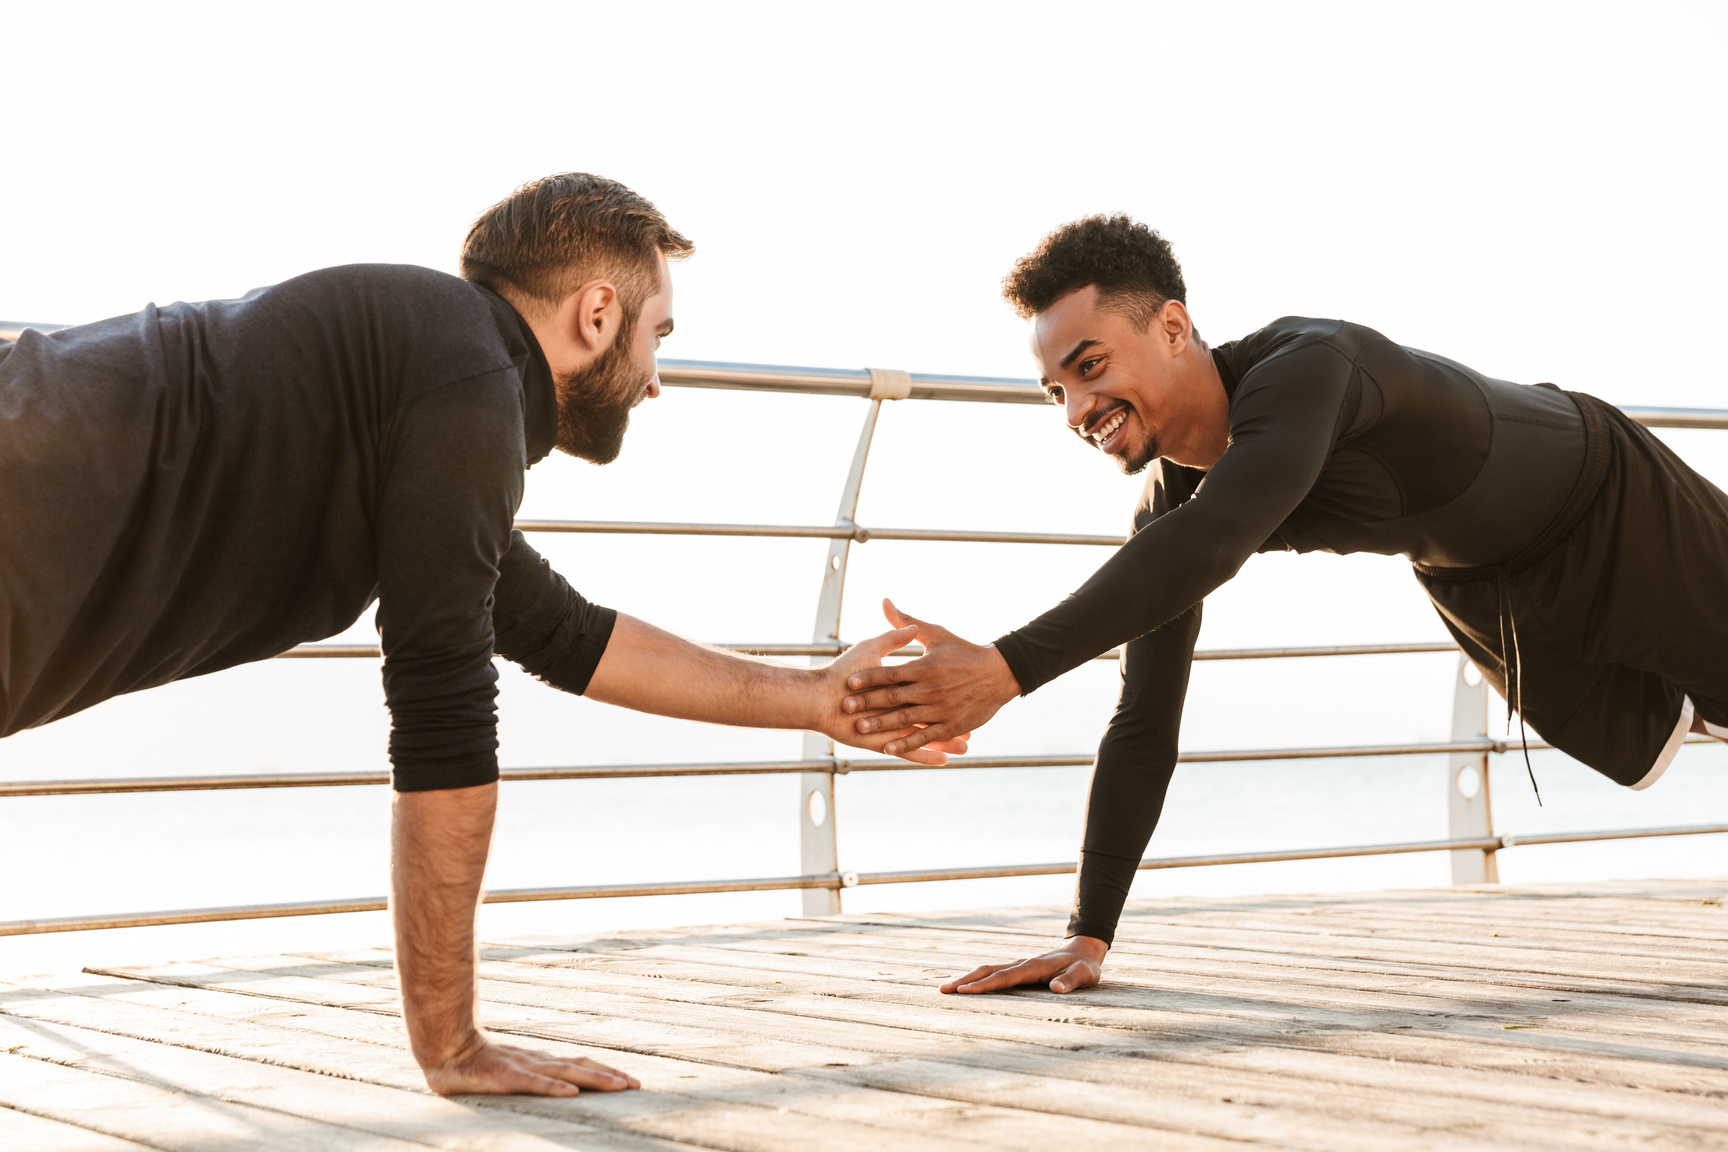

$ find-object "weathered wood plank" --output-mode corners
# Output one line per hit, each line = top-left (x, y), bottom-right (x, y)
(0, 1040), (437, 1151)
(735, 913), (1728, 992)
(0, 1105), (160, 1152)
(461, 938), (1728, 1059)
(17, 880), (1724, 1151)
(92, 950), (1728, 1141)
(1, 978), (1240, 1152)
(161, 941), (1728, 1091)
(0, 1013), (695, 1152)
(484, 921), (1728, 1033)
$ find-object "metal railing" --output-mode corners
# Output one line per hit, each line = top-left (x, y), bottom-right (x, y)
(1, 342), (1725, 938)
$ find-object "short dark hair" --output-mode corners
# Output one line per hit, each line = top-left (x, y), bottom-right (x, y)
(460, 173), (694, 313)
(1002, 214), (1186, 324)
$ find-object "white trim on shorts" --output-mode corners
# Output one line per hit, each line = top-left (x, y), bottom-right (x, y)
(1631, 695), (1696, 791)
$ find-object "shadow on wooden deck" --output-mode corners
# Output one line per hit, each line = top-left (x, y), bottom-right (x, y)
(2, 878), (1724, 1150)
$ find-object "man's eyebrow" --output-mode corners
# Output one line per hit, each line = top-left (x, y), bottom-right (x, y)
(1059, 339), (1100, 370)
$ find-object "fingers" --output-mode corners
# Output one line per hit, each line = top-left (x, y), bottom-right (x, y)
(854, 703), (936, 734)
(504, 1048), (637, 1093)
(425, 1041), (639, 1097)
(947, 958), (1054, 994)
(939, 963), (1011, 994)
(883, 723), (955, 757)
(844, 684), (910, 715)
(925, 735), (969, 755)
(567, 1055), (641, 1091)
(843, 664), (910, 699)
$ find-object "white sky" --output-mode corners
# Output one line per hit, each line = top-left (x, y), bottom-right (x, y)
(2, 1), (1724, 970)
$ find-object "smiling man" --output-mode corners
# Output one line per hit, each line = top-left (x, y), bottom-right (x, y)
(0, 172), (961, 1095)
(841, 213), (1728, 995)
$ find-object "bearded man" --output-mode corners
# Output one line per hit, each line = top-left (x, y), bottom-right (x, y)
(0, 172), (962, 1095)
(839, 214), (1728, 996)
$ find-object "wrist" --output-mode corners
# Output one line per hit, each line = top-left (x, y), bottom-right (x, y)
(1065, 934), (1109, 963)
(794, 664), (832, 732)
(983, 644), (1023, 702)
(412, 1020), (486, 1071)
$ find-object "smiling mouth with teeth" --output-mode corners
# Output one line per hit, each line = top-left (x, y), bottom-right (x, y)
(1087, 405), (1128, 449)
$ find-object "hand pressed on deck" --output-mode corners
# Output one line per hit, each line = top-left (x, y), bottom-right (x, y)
(392, 785), (642, 1097)
(424, 1036), (639, 1097)
(940, 935), (1108, 996)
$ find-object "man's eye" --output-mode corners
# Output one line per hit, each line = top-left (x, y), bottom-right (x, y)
(1079, 358), (1102, 376)
(1046, 387), (1064, 405)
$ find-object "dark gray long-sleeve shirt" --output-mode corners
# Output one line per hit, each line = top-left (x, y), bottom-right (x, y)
(0, 264), (615, 790)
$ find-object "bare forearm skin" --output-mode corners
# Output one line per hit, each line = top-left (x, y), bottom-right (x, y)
(583, 613), (823, 729)
(391, 784), (496, 1071)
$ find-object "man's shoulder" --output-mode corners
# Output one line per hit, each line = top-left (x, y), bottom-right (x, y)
(259, 264), (486, 314)
(1217, 316), (1396, 380)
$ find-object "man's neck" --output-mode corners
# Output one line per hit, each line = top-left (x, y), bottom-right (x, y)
(1163, 344), (1232, 471)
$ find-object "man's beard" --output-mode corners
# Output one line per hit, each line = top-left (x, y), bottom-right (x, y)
(1117, 431), (1161, 476)
(554, 337), (653, 464)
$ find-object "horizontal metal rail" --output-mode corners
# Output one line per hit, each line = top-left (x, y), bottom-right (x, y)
(6, 820), (1723, 937)
(274, 639), (1463, 662)
(853, 822), (1728, 886)
(11, 332), (1727, 427)
(660, 361), (1728, 427)
(6, 332), (1727, 425)
(512, 518), (1124, 546)
(658, 359), (1046, 405)
(10, 734), (1712, 798)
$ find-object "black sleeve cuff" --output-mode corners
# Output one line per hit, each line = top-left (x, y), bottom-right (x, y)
(990, 632), (1039, 696)
(1066, 848), (1142, 947)
(391, 754), (501, 793)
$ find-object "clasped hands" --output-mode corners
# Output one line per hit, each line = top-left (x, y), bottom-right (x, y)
(835, 598), (1021, 759)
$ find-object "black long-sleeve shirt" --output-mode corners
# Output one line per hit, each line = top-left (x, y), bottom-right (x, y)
(0, 265), (615, 790)
(992, 317), (1589, 943)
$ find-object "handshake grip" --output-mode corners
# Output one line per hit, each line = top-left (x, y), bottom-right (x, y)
(837, 598), (1020, 759)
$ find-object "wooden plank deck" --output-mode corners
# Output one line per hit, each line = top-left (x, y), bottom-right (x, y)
(2, 878), (1725, 1150)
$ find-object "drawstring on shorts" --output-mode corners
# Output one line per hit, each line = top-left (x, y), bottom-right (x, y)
(1496, 567), (1542, 806)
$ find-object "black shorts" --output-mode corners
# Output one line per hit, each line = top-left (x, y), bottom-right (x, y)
(1415, 392), (1728, 787)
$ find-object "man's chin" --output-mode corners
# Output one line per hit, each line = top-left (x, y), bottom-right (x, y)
(1113, 440), (1159, 476)
(556, 411), (631, 464)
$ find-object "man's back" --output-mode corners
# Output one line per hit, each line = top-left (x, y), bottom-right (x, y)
(0, 264), (555, 740)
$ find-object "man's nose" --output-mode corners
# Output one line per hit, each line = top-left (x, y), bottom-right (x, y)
(1065, 388), (1097, 431)
(646, 374), (661, 400)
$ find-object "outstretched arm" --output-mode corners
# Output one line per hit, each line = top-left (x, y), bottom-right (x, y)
(585, 613), (969, 765)
(490, 534), (966, 764)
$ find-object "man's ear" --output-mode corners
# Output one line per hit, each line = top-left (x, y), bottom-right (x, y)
(1158, 299), (1193, 355)
(555, 280), (622, 355)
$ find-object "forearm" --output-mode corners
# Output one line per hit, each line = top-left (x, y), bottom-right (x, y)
(1067, 610), (1197, 945)
(391, 784), (497, 1071)
(583, 613), (822, 729)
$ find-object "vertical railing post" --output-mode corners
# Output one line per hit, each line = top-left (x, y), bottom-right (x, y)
(1447, 653), (1498, 884)
(799, 394), (889, 915)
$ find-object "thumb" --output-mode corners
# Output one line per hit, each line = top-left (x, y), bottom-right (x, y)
(885, 597), (951, 645)
(1050, 960), (1091, 994)
(881, 597), (914, 630)
(860, 624), (918, 658)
